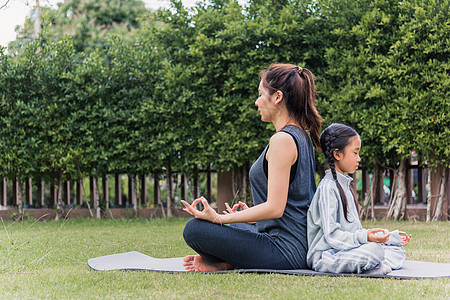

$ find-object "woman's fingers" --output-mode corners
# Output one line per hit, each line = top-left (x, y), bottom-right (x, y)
(182, 197), (220, 224)
(181, 199), (206, 217)
(231, 204), (240, 211)
(191, 198), (204, 208)
(180, 200), (190, 209)
(181, 200), (197, 216)
(200, 197), (209, 207)
(225, 203), (234, 213)
(239, 201), (249, 210)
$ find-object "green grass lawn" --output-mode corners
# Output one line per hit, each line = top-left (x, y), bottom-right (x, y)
(0, 217), (448, 299)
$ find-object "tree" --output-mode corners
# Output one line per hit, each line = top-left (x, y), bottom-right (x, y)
(8, 0), (149, 54)
(321, 0), (449, 220)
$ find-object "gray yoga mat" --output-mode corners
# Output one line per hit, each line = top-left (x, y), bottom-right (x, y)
(87, 251), (450, 279)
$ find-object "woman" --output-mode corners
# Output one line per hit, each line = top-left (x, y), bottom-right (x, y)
(181, 63), (322, 271)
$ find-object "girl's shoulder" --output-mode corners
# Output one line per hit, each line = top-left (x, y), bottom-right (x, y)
(317, 175), (337, 189)
(314, 177), (340, 201)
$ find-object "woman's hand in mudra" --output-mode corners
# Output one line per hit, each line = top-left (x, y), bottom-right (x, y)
(181, 197), (221, 224)
(224, 202), (256, 224)
(223, 201), (249, 214)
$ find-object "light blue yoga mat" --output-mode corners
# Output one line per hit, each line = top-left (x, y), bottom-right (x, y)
(87, 251), (450, 279)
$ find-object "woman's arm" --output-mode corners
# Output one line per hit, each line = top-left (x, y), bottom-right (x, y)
(182, 132), (297, 224)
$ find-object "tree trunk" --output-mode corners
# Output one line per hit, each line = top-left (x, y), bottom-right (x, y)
(426, 166), (433, 222)
(80, 177), (93, 218)
(180, 174), (186, 202)
(207, 165), (212, 203)
(432, 167), (448, 221)
(193, 164), (200, 199)
(140, 174), (147, 207)
(349, 173), (361, 216)
(166, 164), (173, 217)
(154, 171), (165, 218)
(369, 166), (378, 220)
(38, 180), (45, 208)
(217, 170), (233, 214)
(1, 177), (7, 207)
(129, 175), (138, 217)
(26, 178), (33, 207)
(102, 175), (109, 210)
(231, 165), (237, 199)
(16, 179), (24, 219)
(242, 163), (248, 203)
(360, 166), (378, 220)
(173, 173), (179, 204)
(387, 159), (408, 220)
(55, 175), (64, 220)
(90, 177), (101, 219)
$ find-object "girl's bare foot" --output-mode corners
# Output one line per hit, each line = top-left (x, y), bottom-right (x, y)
(182, 255), (234, 272)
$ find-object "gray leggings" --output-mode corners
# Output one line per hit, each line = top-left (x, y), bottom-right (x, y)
(183, 219), (305, 269)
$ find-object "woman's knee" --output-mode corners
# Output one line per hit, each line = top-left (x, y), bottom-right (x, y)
(183, 218), (204, 244)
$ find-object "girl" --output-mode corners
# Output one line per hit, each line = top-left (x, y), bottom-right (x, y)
(181, 63), (322, 271)
(307, 123), (411, 275)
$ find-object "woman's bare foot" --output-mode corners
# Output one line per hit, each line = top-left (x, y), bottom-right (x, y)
(182, 255), (234, 272)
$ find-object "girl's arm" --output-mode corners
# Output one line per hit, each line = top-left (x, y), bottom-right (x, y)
(182, 132), (296, 224)
(314, 187), (369, 250)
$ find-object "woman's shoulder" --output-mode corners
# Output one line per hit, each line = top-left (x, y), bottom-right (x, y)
(270, 126), (307, 149)
(269, 131), (297, 151)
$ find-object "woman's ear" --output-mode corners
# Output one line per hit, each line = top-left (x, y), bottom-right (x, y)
(274, 90), (283, 104)
(333, 149), (342, 161)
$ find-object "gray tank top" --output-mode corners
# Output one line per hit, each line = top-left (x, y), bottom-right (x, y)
(249, 125), (316, 269)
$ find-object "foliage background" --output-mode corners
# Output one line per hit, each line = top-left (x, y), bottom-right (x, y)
(0, 0), (448, 206)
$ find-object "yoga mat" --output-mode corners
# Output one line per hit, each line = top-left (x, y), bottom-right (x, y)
(87, 251), (450, 279)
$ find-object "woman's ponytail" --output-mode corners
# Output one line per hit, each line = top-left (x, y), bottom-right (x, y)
(261, 63), (322, 150)
(300, 68), (322, 150)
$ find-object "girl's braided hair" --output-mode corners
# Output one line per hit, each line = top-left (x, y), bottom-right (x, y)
(320, 123), (359, 222)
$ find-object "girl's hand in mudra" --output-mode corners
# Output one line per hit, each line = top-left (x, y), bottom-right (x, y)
(181, 197), (221, 224)
(399, 231), (412, 246)
(368, 228), (391, 243)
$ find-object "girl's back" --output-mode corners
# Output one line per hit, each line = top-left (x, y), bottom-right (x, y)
(307, 170), (366, 269)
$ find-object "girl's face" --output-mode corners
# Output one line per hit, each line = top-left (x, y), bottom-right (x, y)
(255, 79), (279, 122)
(334, 136), (361, 174)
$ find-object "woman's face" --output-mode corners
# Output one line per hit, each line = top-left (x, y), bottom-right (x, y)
(255, 79), (278, 122)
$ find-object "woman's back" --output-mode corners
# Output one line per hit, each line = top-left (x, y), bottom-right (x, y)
(250, 125), (316, 269)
